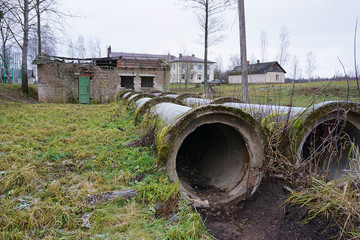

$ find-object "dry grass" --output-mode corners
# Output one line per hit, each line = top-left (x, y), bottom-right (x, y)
(264, 112), (360, 239)
(171, 81), (360, 106)
(0, 84), (210, 239)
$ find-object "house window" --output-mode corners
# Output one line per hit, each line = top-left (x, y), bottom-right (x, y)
(181, 74), (185, 79)
(191, 64), (194, 70)
(207, 64), (210, 70)
(276, 74), (279, 81)
(182, 64), (185, 70)
(141, 77), (154, 88)
(197, 65), (202, 71)
(190, 74), (194, 79)
(197, 75), (202, 80)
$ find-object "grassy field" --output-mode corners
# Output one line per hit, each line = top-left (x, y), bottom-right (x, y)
(0, 84), (210, 239)
(170, 80), (360, 106)
(1, 82), (360, 239)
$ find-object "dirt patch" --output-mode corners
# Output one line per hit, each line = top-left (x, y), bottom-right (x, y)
(199, 180), (341, 240)
(127, 127), (156, 148)
(155, 195), (179, 219)
(0, 85), (38, 104)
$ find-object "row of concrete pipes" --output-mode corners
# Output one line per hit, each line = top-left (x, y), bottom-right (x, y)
(119, 90), (360, 208)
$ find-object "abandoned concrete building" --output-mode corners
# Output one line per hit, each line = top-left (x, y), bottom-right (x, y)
(34, 54), (171, 103)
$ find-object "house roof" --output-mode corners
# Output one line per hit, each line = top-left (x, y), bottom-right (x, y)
(229, 61), (286, 75)
(169, 55), (215, 64)
(109, 52), (175, 62)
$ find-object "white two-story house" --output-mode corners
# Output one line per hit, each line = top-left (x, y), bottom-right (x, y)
(169, 54), (215, 84)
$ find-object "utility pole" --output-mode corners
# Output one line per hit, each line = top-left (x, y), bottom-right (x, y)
(238, 0), (249, 103)
(0, 8), (3, 83)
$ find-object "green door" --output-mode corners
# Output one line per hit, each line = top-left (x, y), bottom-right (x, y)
(79, 76), (90, 104)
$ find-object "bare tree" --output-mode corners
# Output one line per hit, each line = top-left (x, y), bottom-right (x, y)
(0, 11), (14, 84)
(1, 0), (68, 93)
(259, 30), (267, 62)
(228, 53), (241, 70)
(1, 0), (37, 94)
(214, 56), (226, 80)
(354, 18), (359, 96)
(306, 51), (316, 81)
(292, 55), (299, 80)
(238, 0), (248, 103)
(88, 36), (102, 58)
(277, 26), (290, 67)
(75, 35), (86, 58)
(182, 56), (197, 89)
(181, 0), (231, 96)
(34, 0), (64, 56)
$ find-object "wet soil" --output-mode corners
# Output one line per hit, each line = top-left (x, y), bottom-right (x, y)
(199, 179), (341, 240)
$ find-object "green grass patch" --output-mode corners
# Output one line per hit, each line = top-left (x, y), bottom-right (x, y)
(0, 84), (211, 239)
(171, 81), (360, 106)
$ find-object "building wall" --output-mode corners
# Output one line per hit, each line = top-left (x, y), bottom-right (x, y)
(170, 62), (215, 83)
(228, 72), (285, 84)
(37, 62), (170, 103)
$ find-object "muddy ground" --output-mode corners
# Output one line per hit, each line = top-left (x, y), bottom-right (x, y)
(199, 179), (341, 240)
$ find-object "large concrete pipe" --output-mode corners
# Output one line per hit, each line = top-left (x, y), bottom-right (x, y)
(117, 89), (133, 100)
(211, 97), (242, 105)
(133, 96), (185, 124)
(150, 104), (267, 207)
(183, 97), (212, 107)
(162, 94), (179, 99)
(125, 94), (154, 107)
(224, 101), (360, 179)
(177, 93), (201, 101)
(122, 91), (139, 102)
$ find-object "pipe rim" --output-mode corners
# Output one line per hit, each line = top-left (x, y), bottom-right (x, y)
(292, 101), (360, 178)
(159, 105), (267, 207)
(134, 97), (185, 124)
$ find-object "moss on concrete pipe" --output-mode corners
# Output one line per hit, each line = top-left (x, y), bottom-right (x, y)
(133, 97), (185, 124)
(150, 103), (267, 207)
(224, 101), (360, 179)
(183, 97), (212, 107)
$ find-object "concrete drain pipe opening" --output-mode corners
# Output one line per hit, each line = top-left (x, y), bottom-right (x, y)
(294, 102), (360, 180)
(161, 106), (267, 207)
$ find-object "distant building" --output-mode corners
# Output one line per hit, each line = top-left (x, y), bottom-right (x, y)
(107, 47), (216, 84)
(34, 53), (170, 104)
(169, 54), (215, 84)
(228, 61), (286, 84)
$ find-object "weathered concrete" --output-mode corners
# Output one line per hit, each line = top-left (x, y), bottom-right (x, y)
(162, 94), (179, 99)
(177, 93), (201, 101)
(211, 97), (242, 105)
(126, 93), (154, 107)
(133, 96), (185, 124)
(183, 97), (212, 107)
(224, 101), (360, 179)
(151, 104), (267, 207)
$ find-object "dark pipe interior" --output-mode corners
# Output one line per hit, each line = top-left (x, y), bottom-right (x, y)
(176, 123), (249, 199)
(302, 119), (360, 179)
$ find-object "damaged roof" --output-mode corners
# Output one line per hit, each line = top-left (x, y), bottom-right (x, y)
(109, 52), (175, 62)
(229, 61), (286, 75)
(117, 57), (169, 69)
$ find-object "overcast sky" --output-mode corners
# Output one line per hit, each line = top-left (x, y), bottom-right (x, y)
(60, 0), (360, 78)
